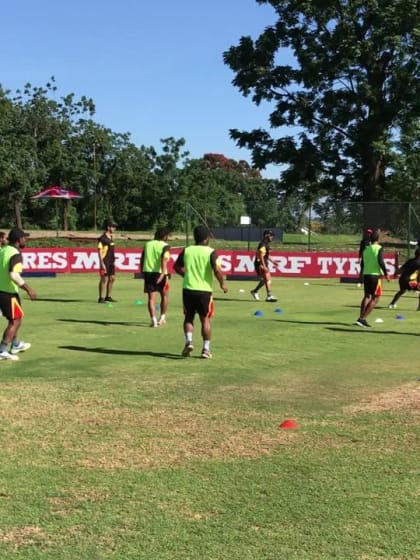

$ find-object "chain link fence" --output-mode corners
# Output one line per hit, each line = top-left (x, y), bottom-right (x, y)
(301, 202), (420, 256)
(185, 200), (420, 256)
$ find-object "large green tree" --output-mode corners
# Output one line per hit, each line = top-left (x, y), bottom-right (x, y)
(224, 0), (420, 202)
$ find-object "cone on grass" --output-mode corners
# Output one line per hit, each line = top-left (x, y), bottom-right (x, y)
(279, 419), (298, 430)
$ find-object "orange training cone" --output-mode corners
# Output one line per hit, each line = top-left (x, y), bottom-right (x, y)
(279, 419), (298, 429)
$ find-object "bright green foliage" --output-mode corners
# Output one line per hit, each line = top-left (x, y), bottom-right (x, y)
(224, 0), (420, 202)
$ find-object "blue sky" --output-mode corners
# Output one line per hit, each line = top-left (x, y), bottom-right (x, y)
(1, 0), (283, 177)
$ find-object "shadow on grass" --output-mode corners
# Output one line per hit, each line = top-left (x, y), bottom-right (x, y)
(326, 327), (419, 336)
(273, 319), (353, 327)
(36, 298), (85, 303)
(59, 345), (184, 359)
(58, 318), (148, 327)
(213, 297), (252, 302)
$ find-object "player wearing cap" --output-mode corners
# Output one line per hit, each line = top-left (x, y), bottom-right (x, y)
(0, 227), (37, 361)
(98, 218), (117, 303)
(174, 225), (228, 359)
(140, 227), (171, 327)
(251, 229), (278, 302)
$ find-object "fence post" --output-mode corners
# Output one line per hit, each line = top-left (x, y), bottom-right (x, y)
(307, 204), (312, 251)
(185, 202), (189, 246)
(408, 202), (412, 257)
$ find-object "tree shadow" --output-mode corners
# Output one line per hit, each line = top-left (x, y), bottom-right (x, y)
(59, 345), (184, 359)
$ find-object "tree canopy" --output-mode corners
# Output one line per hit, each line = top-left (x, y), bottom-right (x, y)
(0, 79), (281, 231)
(223, 0), (420, 203)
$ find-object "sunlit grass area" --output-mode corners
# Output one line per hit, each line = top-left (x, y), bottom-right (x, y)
(0, 273), (418, 559)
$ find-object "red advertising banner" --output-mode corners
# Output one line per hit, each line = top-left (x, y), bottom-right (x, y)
(21, 248), (396, 278)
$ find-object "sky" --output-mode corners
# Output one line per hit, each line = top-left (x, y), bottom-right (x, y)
(0, 0), (283, 178)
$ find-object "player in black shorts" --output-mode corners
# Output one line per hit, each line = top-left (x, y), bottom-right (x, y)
(388, 249), (420, 310)
(140, 227), (170, 327)
(251, 230), (277, 302)
(97, 218), (117, 303)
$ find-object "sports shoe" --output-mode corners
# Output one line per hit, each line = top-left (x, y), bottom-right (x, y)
(251, 290), (260, 301)
(201, 349), (212, 359)
(157, 318), (166, 326)
(105, 296), (117, 302)
(10, 341), (31, 355)
(0, 350), (19, 361)
(150, 321), (158, 328)
(265, 295), (278, 302)
(356, 318), (371, 328)
(98, 297), (105, 303)
(182, 342), (194, 357)
(388, 303), (396, 309)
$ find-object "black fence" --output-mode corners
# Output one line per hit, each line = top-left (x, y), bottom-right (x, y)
(211, 227), (283, 243)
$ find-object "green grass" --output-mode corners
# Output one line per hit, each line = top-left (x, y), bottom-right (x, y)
(0, 274), (419, 559)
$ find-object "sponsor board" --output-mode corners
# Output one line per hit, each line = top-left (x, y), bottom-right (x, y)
(21, 248), (396, 278)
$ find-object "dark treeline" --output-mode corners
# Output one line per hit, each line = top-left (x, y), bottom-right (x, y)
(0, 79), (292, 232)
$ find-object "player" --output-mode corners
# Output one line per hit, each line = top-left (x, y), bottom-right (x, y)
(357, 227), (373, 286)
(174, 224), (227, 359)
(356, 229), (389, 328)
(251, 229), (277, 302)
(0, 232), (7, 247)
(0, 227), (37, 360)
(140, 227), (170, 327)
(97, 218), (117, 303)
(388, 249), (420, 310)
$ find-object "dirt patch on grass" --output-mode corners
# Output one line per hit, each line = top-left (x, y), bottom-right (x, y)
(0, 526), (49, 550)
(344, 382), (420, 415)
(0, 392), (298, 470)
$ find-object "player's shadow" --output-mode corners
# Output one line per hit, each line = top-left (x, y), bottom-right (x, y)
(213, 297), (252, 302)
(273, 319), (352, 327)
(326, 327), (419, 336)
(58, 318), (147, 327)
(59, 345), (184, 359)
(35, 297), (84, 303)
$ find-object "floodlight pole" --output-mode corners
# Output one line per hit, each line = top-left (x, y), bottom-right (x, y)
(93, 143), (98, 231)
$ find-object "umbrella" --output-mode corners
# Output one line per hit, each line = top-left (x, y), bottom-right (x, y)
(31, 186), (82, 236)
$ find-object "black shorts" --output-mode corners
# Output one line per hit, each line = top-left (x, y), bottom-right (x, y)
(399, 278), (418, 291)
(363, 275), (381, 298)
(254, 261), (268, 276)
(99, 263), (115, 277)
(182, 289), (214, 319)
(143, 272), (169, 294)
(0, 291), (24, 320)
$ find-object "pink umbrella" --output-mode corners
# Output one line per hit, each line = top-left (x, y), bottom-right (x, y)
(31, 185), (83, 235)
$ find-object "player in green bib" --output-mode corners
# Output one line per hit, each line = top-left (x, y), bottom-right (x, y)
(140, 227), (170, 327)
(0, 228), (37, 360)
(174, 225), (227, 358)
(356, 229), (389, 328)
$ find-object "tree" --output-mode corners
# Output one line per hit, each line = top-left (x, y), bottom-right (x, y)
(0, 78), (95, 228)
(224, 0), (420, 202)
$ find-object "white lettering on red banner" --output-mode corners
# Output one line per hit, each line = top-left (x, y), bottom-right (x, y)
(21, 248), (396, 278)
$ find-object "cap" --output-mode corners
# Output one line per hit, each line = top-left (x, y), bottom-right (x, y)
(103, 218), (117, 229)
(8, 227), (30, 244)
(263, 229), (274, 237)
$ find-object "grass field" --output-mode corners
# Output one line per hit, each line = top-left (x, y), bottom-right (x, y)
(0, 273), (419, 559)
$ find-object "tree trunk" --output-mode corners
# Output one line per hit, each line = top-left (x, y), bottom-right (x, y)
(63, 200), (68, 232)
(14, 198), (23, 229)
